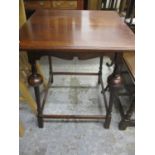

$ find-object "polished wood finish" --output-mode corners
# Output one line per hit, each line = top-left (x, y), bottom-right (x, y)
(20, 10), (135, 128)
(28, 73), (43, 87)
(20, 10), (134, 52)
(19, 0), (46, 129)
(20, 0), (47, 87)
(19, 0), (47, 114)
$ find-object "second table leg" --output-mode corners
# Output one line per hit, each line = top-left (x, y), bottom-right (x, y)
(28, 54), (44, 128)
(104, 53), (123, 128)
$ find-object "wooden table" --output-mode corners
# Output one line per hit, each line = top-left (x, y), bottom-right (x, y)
(20, 10), (135, 128)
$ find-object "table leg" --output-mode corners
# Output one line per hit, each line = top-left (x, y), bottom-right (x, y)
(104, 74), (123, 128)
(98, 56), (103, 84)
(34, 86), (43, 128)
(28, 54), (43, 128)
(104, 87), (115, 128)
(119, 98), (135, 130)
(105, 53), (119, 91)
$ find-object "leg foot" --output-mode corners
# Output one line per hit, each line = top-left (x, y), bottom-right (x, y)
(38, 115), (43, 128)
(104, 115), (111, 129)
(98, 76), (101, 84)
(119, 99), (135, 130)
(119, 120), (127, 130)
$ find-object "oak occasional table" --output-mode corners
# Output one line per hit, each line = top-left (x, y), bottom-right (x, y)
(19, 10), (135, 128)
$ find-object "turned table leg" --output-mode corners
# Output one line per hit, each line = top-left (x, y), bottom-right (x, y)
(104, 87), (115, 128)
(104, 74), (123, 129)
(28, 53), (43, 128)
(104, 53), (123, 128)
(104, 53), (119, 91)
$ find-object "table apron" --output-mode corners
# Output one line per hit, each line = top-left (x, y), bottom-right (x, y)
(24, 51), (124, 61)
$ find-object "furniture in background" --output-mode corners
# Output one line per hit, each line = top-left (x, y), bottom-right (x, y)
(87, 0), (102, 10)
(24, 0), (84, 19)
(124, 0), (135, 32)
(19, 10), (134, 128)
(24, 0), (84, 9)
(23, 0), (135, 34)
(87, 0), (135, 31)
(87, 0), (124, 11)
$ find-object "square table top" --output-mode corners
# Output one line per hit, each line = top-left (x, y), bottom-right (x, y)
(19, 10), (135, 52)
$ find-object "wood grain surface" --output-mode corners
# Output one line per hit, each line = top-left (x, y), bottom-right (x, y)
(20, 10), (135, 52)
